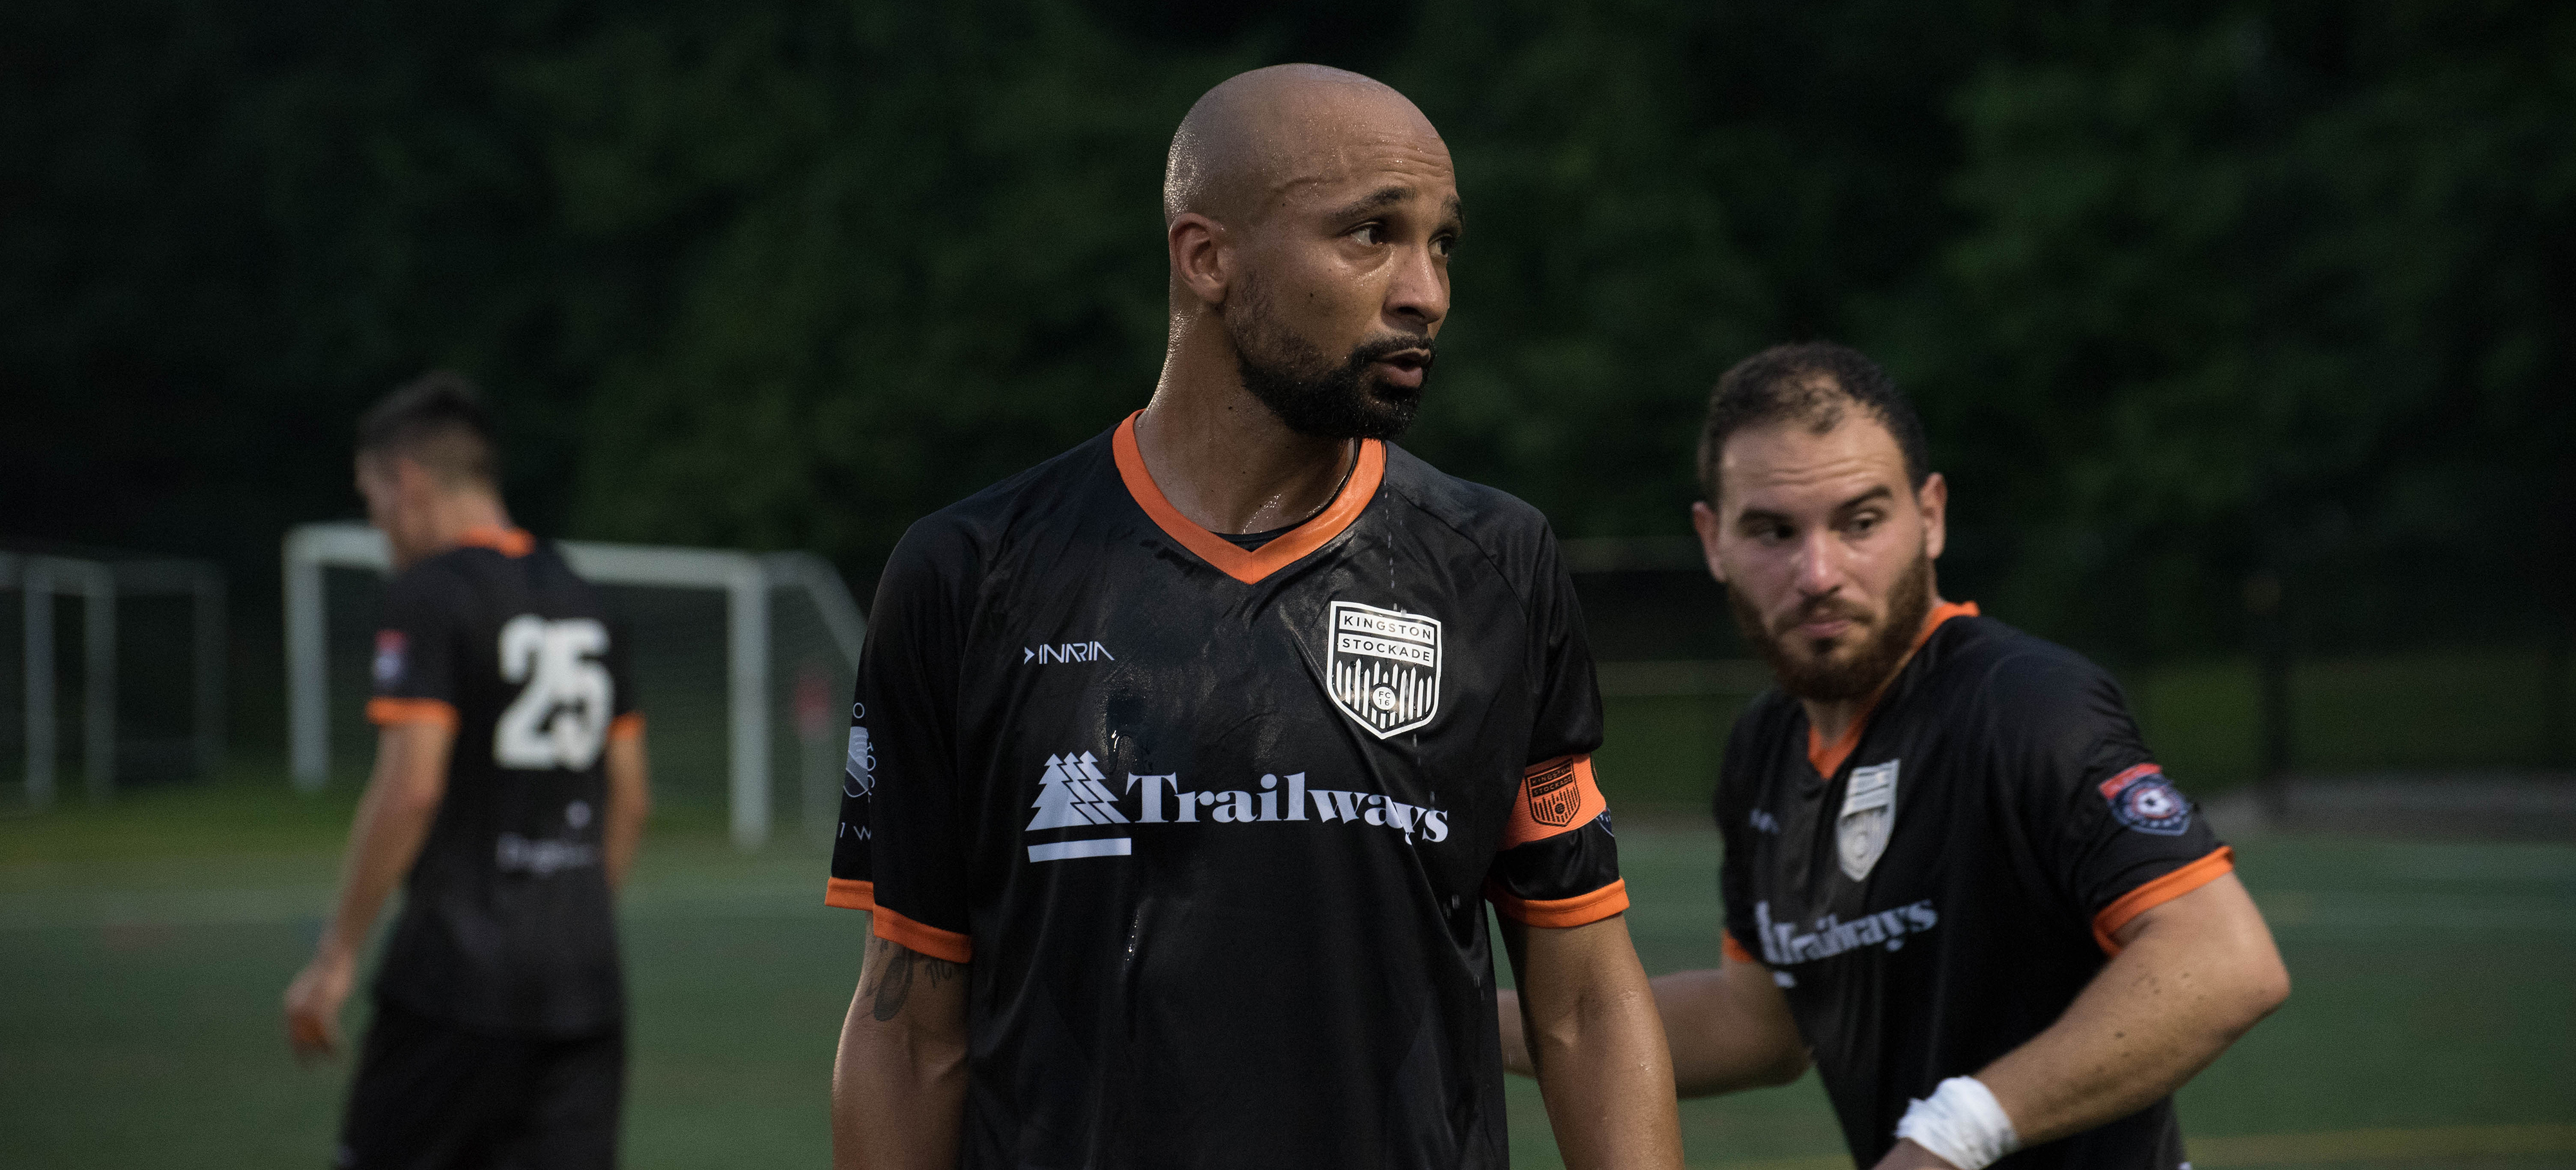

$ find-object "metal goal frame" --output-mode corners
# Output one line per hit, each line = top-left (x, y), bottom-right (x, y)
(282, 523), (864, 849)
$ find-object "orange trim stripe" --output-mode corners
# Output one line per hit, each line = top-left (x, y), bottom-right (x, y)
(2098, 762), (2162, 800)
(1486, 878), (1630, 928)
(1721, 931), (1759, 965)
(1501, 754), (1610, 848)
(366, 696), (459, 729)
(1112, 411), (1385, 585)
(2093, 846), (2235, 954)
(455, 525), (535, 557)
(824, 877), (877, 911)
(1806, 600), (1981, 778)
(607, 711), (646, 742)
(871, 903), (973, 963)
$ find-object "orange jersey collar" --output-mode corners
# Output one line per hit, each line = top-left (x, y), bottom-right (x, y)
(1805, 600), (1980, 779)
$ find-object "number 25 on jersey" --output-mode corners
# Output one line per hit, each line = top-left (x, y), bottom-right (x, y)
(495, 615), (612, 771)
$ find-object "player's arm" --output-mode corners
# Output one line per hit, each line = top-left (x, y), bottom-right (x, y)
(1502, 950), (1808, 1095)
(1501, 914), (1686, 1170)
(283, 719), (453, 1060)
(601, 724), (649, 892)
(831, 934), (970, 1170)
(1877, 872), (2287, 1168)
(1504, 945), (1810, 1095)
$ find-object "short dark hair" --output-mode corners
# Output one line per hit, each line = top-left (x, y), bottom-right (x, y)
(1696, 341), (1929, 504)
(356, 371), (500, 488)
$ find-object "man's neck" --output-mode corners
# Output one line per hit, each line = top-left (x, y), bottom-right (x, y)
(392, 492), (513, 570)
(1133, 333), (1355, 535)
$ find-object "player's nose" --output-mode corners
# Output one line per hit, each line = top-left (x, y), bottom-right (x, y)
(1793, 529), (1844, 596)
(1383, 244), (1448, 331)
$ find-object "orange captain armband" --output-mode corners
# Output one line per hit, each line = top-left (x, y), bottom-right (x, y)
(1722, 932), (1759, 964)
(1500, 754), (1610, 849)
(607, 712), (646, 742)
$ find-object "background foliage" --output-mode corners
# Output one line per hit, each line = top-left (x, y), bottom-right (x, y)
(6, 0), (2570, 669)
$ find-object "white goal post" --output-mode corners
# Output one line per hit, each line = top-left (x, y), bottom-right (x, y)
(283, 522), (866, 849)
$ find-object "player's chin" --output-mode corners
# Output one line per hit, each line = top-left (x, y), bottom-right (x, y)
(1350, 380), (1425, 439)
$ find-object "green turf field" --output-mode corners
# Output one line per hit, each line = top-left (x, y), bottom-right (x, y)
(2, 772), (2570, 1168)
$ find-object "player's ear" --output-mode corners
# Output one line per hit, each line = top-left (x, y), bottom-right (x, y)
(1689, 500), (1728, 585)
(1916, 472), (1947, 562)
(1168, 212), (1230, 308)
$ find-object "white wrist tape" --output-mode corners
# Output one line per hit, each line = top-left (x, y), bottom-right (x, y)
(1893, 1076), (2021, 1169)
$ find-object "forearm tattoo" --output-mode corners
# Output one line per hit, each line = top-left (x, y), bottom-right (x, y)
(862, 935), (963, 1022)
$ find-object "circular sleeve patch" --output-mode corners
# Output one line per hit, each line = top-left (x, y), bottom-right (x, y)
(2099, 764), (2192, 836)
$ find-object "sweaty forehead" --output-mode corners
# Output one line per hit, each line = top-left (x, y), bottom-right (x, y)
(1166, 66), (1453, 225)
(1718, 417), (1911, 514)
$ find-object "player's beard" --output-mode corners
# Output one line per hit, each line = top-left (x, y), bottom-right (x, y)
(1227, 276), (1430, 441)
(1731, 550), (1935, 704)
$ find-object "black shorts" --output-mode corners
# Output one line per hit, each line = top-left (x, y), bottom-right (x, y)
(337, 999), (624, 1170)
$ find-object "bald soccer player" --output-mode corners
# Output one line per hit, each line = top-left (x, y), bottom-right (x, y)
(1502, 343), (2288, 1168)
(826, 66), (1683, 1169)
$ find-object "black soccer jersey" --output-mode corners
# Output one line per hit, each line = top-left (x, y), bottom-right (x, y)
(827, 414), (1625, 1169)
(1717, 605), (2229, 1169)
(367, 526), (640, 1036)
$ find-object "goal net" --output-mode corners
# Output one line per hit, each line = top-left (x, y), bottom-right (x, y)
(283, 523), (865, 850)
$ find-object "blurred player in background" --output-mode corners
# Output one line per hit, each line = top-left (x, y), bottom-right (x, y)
(826, 65), (1681, 1169)
(283, 372), (650, 1170)
(1502, 343), (2289, 1168)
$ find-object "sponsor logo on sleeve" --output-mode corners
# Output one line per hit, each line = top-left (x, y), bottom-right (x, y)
(1323, 600), (1441, 738)
(844, 726), (876, 799)
(1835, 760), (1899, 881)
(2099, 763), (2192, 835)
(372, 631), (406, 687)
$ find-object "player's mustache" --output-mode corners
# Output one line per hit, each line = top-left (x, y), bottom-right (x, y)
(1775, 598), (1873, 640)
(1349, 334), (1435, 370)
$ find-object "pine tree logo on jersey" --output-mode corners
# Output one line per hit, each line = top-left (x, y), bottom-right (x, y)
(1836, 760), (1899, 881)
(1026, 753), (1132, 829)
(1324, 601), (1442, 738)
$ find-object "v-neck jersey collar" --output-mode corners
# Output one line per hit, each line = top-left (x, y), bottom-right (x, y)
(1110, 410), (1385, 585)
(1805, 600), (1981, 780)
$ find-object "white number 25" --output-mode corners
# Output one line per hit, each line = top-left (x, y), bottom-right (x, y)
(495, 615), (612, 771)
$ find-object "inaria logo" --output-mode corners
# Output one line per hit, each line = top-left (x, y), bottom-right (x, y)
(1024, 642), (1114, 664)
(1022, 751), (1450, 863)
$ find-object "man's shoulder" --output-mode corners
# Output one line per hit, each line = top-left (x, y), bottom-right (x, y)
(1375, 443), (1558, 568)
(887, 427), (1120, 581)
(386, 548), (489, 615)
(1723, 688), (1806, 765)
(1920, 615), (2128, 741)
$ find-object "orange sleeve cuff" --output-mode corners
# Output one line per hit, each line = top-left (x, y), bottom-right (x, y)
(824, 877), (876, 911)
(2093, 846), (2235, 954)
(1722, 931), (1758, 964)
(1501, 755), (1610, 848)
(1486, 877), (1629, 928)
(608, 712), (645, 741)
(366, 696), (459, 729)
(870, 903), (973, 964)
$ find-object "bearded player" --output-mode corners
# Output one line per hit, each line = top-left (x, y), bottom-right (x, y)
(284, 374), (649, 1169)
(825, 66), (1683, 1169)
(1502, 343), (2289, 1167)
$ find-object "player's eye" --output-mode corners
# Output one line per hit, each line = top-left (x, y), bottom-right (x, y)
(1430, 233), (1455, 259)
(1351, 222), (1386, 246)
